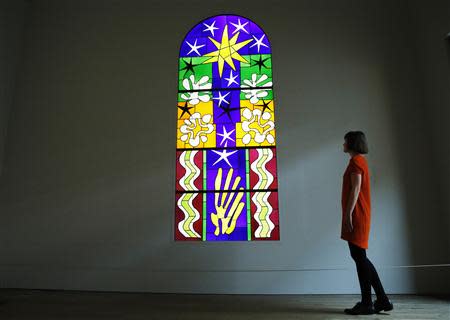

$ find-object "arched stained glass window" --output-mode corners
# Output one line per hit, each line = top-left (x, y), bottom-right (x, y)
(175, 15), (279, 241)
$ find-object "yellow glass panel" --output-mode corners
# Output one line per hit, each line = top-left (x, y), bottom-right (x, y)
(236, 100), (276, 147)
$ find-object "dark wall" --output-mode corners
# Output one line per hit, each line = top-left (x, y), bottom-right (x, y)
(0, 0), (28, 176)
(0, 0), (447, 293)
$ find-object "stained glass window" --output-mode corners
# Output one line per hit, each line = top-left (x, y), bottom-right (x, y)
(175, 15), (279, 241)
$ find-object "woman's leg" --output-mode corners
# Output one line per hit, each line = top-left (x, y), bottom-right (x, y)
(348, 242), (372, 305)
(348, 242), (387, 302)
(365, 255), (387, 300)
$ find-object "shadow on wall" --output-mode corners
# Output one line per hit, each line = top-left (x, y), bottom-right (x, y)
(443, 34), (450, 284)
(385, 26), (450, 293)
(447, 34), (450, 64)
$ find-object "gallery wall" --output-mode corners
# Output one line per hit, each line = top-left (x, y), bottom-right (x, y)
(0, 0), (448, 293)
(0, 1), (28, 177)
(408, 0), (450, 259)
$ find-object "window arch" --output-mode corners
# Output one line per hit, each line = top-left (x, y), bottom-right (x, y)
(175, 15), (279, 241)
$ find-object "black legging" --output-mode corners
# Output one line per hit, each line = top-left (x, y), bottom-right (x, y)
(348, 241), (387, 305)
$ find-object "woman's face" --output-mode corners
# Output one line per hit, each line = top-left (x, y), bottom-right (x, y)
(343, 140), (349, 153)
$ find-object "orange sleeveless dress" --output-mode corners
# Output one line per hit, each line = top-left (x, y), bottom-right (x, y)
(341, 154), (371, 249)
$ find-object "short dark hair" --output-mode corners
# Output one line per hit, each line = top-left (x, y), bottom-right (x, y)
(344, 131), (368, 154)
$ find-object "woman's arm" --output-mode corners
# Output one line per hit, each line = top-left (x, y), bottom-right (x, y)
(344, 173), (362, 232)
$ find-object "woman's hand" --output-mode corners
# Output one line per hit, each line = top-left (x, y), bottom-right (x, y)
(344, 214), (353, 233)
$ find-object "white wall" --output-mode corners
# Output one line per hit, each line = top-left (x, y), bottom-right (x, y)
(0, 0), (448, 294)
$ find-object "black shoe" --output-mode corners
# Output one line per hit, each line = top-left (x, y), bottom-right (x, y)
(344, 302), (375, 315)
(374, 298), (393, 313)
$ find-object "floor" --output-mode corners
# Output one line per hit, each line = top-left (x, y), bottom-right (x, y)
(0, 289), (449, 320)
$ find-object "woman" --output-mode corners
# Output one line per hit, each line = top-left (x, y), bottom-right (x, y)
(341, 131), (394, 315)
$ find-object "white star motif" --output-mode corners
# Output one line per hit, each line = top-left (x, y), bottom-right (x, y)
(186, 39), (205, 56)
(212, 91), (230, 107)
(224, 70), (239, 87)
(217, 125), (235, 147)
(203, 20), (219, 37)
(249, 34), (269, 52)
(212, 149), (238, 167)
(230, 18), (249, 34)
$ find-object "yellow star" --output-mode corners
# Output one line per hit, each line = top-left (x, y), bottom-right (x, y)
(202, 25), (253, 77)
